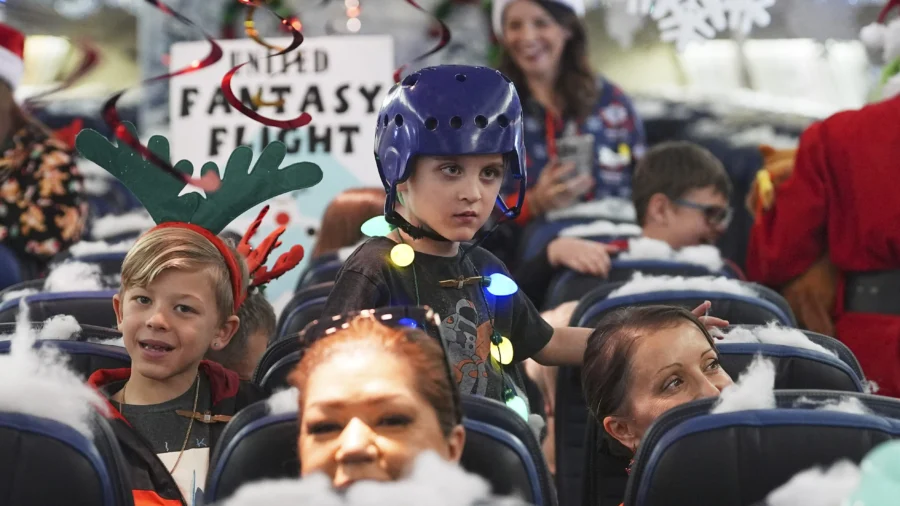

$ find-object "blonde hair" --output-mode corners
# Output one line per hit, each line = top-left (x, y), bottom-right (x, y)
(121, 227), (250, 321)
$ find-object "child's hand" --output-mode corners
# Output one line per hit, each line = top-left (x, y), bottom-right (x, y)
(692, 300), (729, 336)
(547, 237), (619, 278)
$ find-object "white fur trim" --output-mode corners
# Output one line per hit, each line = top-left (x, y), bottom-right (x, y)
(607, 273), (757, 299)
(558, 219), (641, 238)
(764, 460), (861, 506)
(883, 18), (900, 61)
(267, 387), (299, 415)
(545, 198), (637, 222)
(860, 22), (886, 50)
(492, 0), (586, 37)
(0, 46), (23, 89)
(618, 237), (725, 272)
(719, 322), (837, 358)
(90, 210), (155, 240)
(882, 73), (900, 100)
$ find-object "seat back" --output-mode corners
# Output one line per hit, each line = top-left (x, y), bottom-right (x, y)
(572, 280), (794, 329)
(0, 322), (123, 342)
(0, 291), (118, 329)
(461, 395), (556, 506)
(555, 280), (796, 506)
(274, 282), (334, 339)
(0, 412), (133, 506)
(67, 252), (128, 277)
(518, 218), (597, 264)
(295, 258), (343, 291)
(544, 260), (722, 310)
(0, 278), (45, 301)
(564, 342), (863, 506)
(623, 391), (900, 506)
(717, 342), (864, 392)
(207, 396), (556, 505)
(0, 340), (130, 380)
(294, 254), (335, 289)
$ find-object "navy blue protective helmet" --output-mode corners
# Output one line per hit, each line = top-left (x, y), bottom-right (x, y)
(375, 65), (527, 241)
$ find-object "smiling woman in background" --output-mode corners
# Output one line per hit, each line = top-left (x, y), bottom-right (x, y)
(0, 23), (85, 280)
(492, 0), (646, 223)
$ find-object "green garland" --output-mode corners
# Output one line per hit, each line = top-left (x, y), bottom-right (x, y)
(432, 0), (503, 66)
(222, 0), (296, 37)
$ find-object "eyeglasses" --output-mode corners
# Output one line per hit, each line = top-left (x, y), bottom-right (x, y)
(673, 199), (733, 228)
(298, 306), (462, 425)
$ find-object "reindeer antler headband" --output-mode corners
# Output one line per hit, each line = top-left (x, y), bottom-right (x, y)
(237, 205), (305, 289)
(75, 122), (323, 312)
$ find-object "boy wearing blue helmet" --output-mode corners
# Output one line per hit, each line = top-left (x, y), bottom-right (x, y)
(322, 65), (597, 410)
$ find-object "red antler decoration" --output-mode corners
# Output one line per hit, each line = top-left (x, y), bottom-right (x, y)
(54, 119), (84, 149)
(238, 206), (305, 287)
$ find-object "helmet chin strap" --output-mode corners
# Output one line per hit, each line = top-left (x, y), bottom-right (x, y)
(385, 209), (451, 242)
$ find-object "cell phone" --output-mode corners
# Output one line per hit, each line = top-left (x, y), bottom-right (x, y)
(556, 133), (595, 179)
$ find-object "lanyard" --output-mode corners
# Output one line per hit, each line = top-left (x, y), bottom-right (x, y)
(544, 109), (558, 159)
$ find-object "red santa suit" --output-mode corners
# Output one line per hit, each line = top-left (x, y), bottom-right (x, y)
(747, 94), (900, 397)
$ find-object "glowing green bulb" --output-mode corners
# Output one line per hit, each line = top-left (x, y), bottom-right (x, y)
(360, 216), (394, 237)
(505, 395), (529, 421)
(390, 243), (415, 267)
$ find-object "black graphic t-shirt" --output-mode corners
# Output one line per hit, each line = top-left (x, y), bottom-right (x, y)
(322, 237), (554, 402)
(110, 375), (212, 506)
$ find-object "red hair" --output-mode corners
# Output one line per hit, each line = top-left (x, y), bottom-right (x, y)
(311, 188), (385, 259)
(289, 316), (462, 435)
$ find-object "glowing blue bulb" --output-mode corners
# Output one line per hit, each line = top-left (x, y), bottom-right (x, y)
(397, 318), (418, 328)
(486, 273), (518, 296)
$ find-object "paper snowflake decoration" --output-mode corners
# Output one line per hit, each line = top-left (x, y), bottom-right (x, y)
(626, 0), (776, 51)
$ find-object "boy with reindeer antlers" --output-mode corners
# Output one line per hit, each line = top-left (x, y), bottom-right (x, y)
(77, 124), (322, 506)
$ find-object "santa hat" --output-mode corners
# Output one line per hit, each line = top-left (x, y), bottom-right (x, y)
(860, 0), (900, 99)
(491, 0), (585, 38)
(0, 23), (25, 90)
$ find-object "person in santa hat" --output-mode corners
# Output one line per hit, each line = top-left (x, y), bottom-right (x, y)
(492, 0), (646, 223)
(746, 0), (900, 398)
(0, 22), (86, 284)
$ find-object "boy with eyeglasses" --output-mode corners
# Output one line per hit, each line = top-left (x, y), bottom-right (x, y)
(630, 141), (733, 250)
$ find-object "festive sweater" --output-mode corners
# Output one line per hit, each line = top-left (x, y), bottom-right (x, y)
(502, 78), (646, 224)
(0, 122), (86, 266)
(88, 361), (265, 506)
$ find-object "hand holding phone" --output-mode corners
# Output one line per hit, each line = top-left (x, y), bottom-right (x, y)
(556, 133), (595, 179)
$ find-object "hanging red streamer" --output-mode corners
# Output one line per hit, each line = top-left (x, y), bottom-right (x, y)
(392, 0), (452, 83)
(220, 0), (311, 130)
(101, 0), (224, 192)
(23, 39), (100, 110)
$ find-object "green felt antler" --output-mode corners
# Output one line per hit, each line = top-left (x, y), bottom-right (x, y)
(76, 122), (324, 234)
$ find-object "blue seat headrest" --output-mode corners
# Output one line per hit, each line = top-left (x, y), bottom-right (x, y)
(0, 412), (132, 506)
(0, 290), (119, 329)
(206, 395), (556, 506)
(626, 391), (900, 506)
